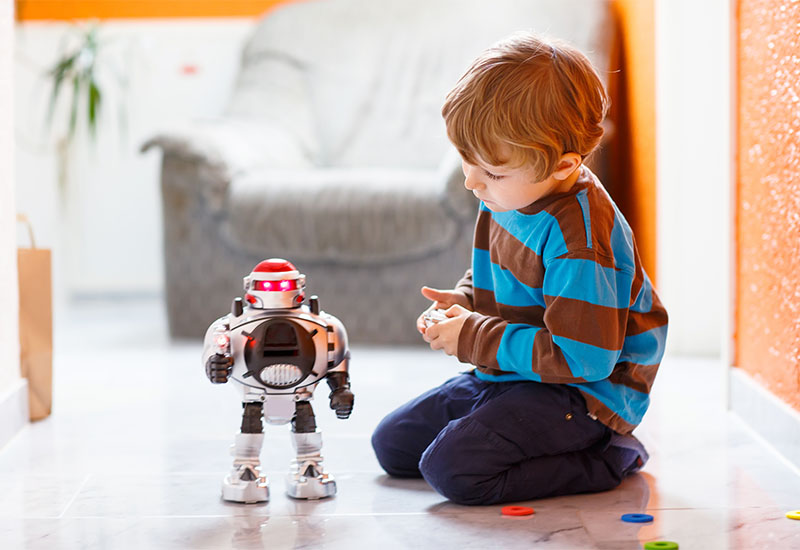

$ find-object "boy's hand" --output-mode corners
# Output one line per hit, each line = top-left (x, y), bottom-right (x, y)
(423, 304), (470, 356)
(421, 286), (471, 310)
(417, 286), (472, 335)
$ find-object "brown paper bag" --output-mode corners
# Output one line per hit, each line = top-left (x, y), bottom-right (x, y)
(17, 214), (53, 421)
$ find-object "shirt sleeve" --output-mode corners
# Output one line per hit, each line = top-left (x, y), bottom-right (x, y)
(454, 268), (475, 309)
(456, 249), (634, 383)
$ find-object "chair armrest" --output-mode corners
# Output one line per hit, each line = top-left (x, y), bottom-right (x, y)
(141, 118), (314, 212)
(437, 149), (478, 221)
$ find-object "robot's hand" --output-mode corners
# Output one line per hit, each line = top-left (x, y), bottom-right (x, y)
(329, 388), (354, 420)
(205, 353), (233, 384)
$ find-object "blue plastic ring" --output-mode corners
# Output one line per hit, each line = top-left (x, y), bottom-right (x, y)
(621, 513), (654, 523)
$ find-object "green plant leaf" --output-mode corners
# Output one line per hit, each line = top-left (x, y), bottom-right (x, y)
(46, 52), (78, 126)
(68, 76), (80, 139)
(88, 78), (102, 138)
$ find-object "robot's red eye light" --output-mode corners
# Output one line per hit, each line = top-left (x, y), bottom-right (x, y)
(254, 280), (297, 292)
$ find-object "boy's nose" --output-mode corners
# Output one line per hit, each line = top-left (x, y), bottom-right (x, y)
(463, 168), (484, 191)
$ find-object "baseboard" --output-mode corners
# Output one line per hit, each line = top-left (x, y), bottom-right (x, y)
(0, 378), (29, 451)
(729, 367), (800, 471)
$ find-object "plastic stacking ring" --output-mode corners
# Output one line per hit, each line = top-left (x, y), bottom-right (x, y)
(501, 505), (535, 516)
(621, 513), (654, 523)
(786, 510), (800, 520)
(643, 542), (679, 550)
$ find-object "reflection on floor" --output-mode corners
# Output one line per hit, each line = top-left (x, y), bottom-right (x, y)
(1, 299), (798, 549)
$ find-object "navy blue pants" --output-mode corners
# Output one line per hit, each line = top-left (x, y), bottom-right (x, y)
(371, 372), (639, 505)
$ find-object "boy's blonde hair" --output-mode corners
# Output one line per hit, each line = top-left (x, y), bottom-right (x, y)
(442, 33), (609, 181)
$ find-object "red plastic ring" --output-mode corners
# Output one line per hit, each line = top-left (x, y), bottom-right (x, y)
(501, 505), (535, 516)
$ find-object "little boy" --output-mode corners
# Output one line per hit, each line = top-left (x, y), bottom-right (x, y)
(371, 33), (668, 505)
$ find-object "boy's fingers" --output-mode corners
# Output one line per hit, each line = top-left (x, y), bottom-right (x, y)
(421, 286), (450, 302)
(444, 304), (466, 317)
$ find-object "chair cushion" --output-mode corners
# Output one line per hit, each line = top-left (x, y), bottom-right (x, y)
(220, 168), (466, 265)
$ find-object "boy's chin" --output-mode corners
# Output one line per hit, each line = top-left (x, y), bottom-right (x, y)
(482, 200), (510, 212)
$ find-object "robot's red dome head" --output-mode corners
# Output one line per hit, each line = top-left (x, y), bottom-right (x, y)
(243, 258), (306, 309)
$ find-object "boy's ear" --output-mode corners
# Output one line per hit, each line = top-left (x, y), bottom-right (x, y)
(552, 153), (582, 180)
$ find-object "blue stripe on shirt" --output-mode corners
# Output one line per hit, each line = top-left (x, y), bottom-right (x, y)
(552, 334), (620, 380)
(618, 325), (668, 366)
(488, 208), (569, 259)
(544, 258), (634, 309)
(497, 324), (543, 382)
(568, 380), (650, 426)
(609, 215), (635, 271)
(575, 189), (593, 249)
(630, 272), (655, 313)
(473, 249), (545, 307)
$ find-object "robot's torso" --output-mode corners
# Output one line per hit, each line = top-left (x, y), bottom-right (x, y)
(202, 260), (349, 425)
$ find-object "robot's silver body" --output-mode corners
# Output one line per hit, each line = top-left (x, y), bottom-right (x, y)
(202, 259), (353, 503)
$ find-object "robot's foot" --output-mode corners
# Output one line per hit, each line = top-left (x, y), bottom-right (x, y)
(286, 460), (337, 500)
(222, 466), (270, 504)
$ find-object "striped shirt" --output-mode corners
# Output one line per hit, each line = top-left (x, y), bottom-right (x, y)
(455, 167), (668, 434)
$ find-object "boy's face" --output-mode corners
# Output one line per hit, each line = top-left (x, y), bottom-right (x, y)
(461, 152), (580, 212)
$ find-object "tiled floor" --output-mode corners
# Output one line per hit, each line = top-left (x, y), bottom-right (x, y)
(1, 299), (799, 549)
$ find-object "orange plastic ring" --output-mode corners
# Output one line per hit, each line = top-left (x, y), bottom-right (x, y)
(501, 505), (535, 516)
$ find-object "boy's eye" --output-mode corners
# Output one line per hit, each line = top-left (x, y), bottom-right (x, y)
(484, 170), (503, 181)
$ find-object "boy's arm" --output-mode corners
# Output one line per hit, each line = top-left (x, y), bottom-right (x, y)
(453, 268), (474, 310)
(457, 251), (638, 383)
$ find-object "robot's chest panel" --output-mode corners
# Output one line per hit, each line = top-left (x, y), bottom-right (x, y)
(231, 316), (325, 390)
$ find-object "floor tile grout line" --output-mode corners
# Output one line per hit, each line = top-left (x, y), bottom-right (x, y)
(57, 473), (92, 519)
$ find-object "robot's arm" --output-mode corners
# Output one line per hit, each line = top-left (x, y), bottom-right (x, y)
(324, 314), (354, 419)
(326, 365), (354, 420)
(202, 315), (234, 384)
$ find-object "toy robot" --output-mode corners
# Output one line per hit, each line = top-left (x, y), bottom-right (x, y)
(202, 258), (354, 503)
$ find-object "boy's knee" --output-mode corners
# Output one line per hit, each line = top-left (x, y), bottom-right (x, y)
(419, 419), (501, 505)
(371, 417), (422, 478)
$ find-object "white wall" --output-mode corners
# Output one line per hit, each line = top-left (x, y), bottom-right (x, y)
(655, 0), (732, 357)
(1, 0), (21, 391)
(14, 19), (254, 302)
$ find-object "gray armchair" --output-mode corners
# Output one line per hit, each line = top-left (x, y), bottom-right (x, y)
(143, 0), (614, 344)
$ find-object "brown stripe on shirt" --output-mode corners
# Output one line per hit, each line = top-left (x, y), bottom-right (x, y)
(473, 287), (502, 317)
(485, 216), (545, 289)
(546, 197), (594, 253)
(577, 390), (637, 435)
(551, 247), (617, 270)
(496, 303), (546, 327)
(474, 209), (493, 250)
(455, 268), (475, 309)
(629, 268), (645, 309)
(458, 312), (503, 371)
(532, 329), (590, 384)
(627, 305), (669, 336)
(543, 295), (628, 350)
(581, 178), (619, 258)
(608, 362), (659, 394)
(628, 243), (645, 308)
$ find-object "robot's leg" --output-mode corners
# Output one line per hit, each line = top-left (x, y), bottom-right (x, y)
(286, 401), (337, 500)
(222, 402), (270, 503)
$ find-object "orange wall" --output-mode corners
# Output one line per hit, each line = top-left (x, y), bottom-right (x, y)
(608, 0), (657, 282)
(15, 0), (289, 20)
(736, 0), (800, 411)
